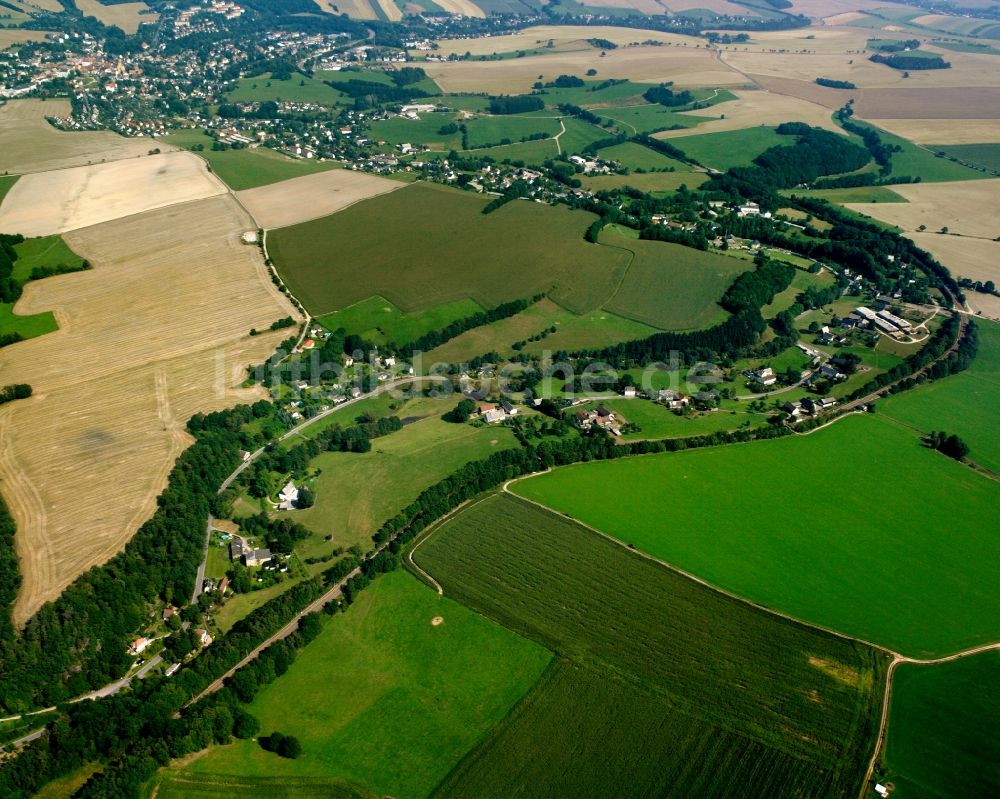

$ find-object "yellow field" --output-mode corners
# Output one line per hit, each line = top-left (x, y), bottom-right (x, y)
(312, 0), (377, 18)
(74, 0), (158, 34)
(371, 0), (401, 21)
(235, 169), (403, 229)
(0, 195), (298, 624)
(430, 0), (484, 17)
(0, 30), (51, 50)
(0, 151), (226, 236)
(424, 47), (744, 94)
(866, 118), (1000, 144)
(787, 0), (904, 18)
(0, 99), (160, 174)
(726, 25), (874, 53)
(428, 25), (698, 57)
(727, 46), (1000, 90)
(575, 0), (668, 14)
(655, 88), (840, 138)
(903, 233), (1000, 319)
(666, 0), (753, 14)
(846, 179), (1000, 239)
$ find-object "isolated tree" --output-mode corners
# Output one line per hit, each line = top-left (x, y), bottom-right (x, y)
(277, 735), (302, 759)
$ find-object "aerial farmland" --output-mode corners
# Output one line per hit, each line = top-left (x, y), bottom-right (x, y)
(0, 1), (997, 797)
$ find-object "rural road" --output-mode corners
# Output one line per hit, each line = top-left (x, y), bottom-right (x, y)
(192, 375), (448, 602)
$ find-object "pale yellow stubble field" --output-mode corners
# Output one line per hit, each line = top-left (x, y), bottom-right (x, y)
(865, 118), (1000, 144)
(74, 0), (158, 34)
(0, 151), (227, 236)
(427, 25), (705, 57)
(655, 89), (840, 138)
(846, 179), (1000, 239)
(423, 46), (745, 94)
(0, 195), (298, 624)
(235, 168), (405, 229)
(0, 99), (161, 174)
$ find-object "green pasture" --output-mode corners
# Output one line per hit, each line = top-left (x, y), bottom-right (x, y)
(882, 651), (1000, 798)
(367, 113), (463, 150)
(602, 229), (749, 330)
(792, 186), (908, 204)
(162, 130), (338, 190)
(582, 170), (707, 193)
(844, 120), (984, 182)
(423, 297), (656, 363)
(601, 103), (711, 136)
(180, 570), (550, 799)
(317, 295), (484, 347)
(762, 266), (835, 317)
(596, 140), (689, 171)
(513, 413), (1000, 657)
(226, 72), (346, 105)
(280, 397), (519, 555)
(463, 115), (560, 148)
(415, 493), (883, 799)
(927, 142), (1000, 173)
(666, 126), (790, 170)
(0, 174), (17, 205)
(11, 234), (85, 282)
(462, 136), (558, 164)
(571, 397), (768, 439)
(880, 319), (1000, 473)
(268, 182), (630, 316)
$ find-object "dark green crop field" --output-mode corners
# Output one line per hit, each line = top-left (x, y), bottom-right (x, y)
(268, 182), (630, 315)
(883, 651), (1000, 798)
(414, 493), (884, 799)
(513, 414), (1000, 658)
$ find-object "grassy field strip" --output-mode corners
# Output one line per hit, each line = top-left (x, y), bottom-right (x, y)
(511, 414), (1000, 658)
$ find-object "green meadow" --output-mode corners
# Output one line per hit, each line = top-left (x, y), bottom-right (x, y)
(514, 413), (1000, 657)
(269, 182), (630, 316)
(845, 120), (984, 183)
(581, 170), (708, 194)
(596, 140), (689, 171)
(176, 570), (550, 799)
(316, 295), (484, 347)
(423, 297), (657, 363)
(162, 130), (339, 190)
(667, 126), (790, 170)
(0, 174), (17, 205)
(11, 234), (85, 282)
(882, 651), (1000, 798)
(792, 186), (908, 204)
(226, 71), (346, 105)
(571, 397), (768, 439)
(880, 320), (1000, 473)
(601, 103), (712, 136)
(928, 142), (1000, 173)
(415, 493), (883, 799)
(367, 113), (463, 150)
(602, 229), (749, 330)
(281, 397), (519, 556)
(463, 115), (560, 148)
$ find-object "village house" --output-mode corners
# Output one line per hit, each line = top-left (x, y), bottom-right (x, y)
(657, 389), (689, 410)
(745, 366), (777, 387)
(243, 547), (272, 568)
(130, 637), (151, 655)
(277, 480), (299, 511)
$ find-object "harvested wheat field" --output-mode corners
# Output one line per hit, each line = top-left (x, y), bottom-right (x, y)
(0, 30), (52, 50)
(425, 47), (744, 94)
(730, 48), (1000, 90)
(428, 25), (694, 57)
(0, 99), (161, 174)
(904, 233), (1000, 319)
(866, 119), (1000, 144)
(74, 0), (158, 34)
(655, 89), (839, 138)
(313, 0), (377, 18)
(728, 25), (874, 52)
(787, 0), (904, 18)
(0, 151), (226, 236)
(575, 0), (668, 15)
(665, 0), (754, 15)
(846, 179), (1000, 239)
(0, 195), (297, 624)
(235, 169), (402, 229)
(431, 0), (484, 17)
